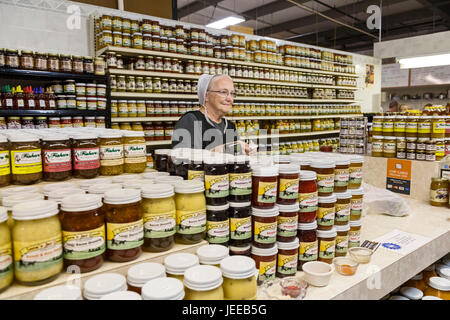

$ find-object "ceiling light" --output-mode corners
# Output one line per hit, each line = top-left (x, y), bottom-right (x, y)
(398, 53), (450, 69)
(206, 16), (245, 29)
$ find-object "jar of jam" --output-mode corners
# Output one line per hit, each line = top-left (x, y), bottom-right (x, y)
(277, 164), (299, 205)
(204, 155), (229, 206)
(72, 55), (83, 73)
(430, 178), (448, 207)
(311, 160), (335, 196)
(317, 194), (336, 231)
(48, 54), (59, 72)
(334, 158), (350, 193)
(297, 221), (318, 271)
(350, 188), (363, 221)
(371, 135), (384, 157)
(317, 227), (336, 264)
(83, 56), (94, 74)
(34, 52), (47, 70)
(252, 165), (278, 208)
(298, 171), (318, 223)
(348, 155), (363, 190)
(276, 238), (299, 278)
(206, 203), (230, 246)
(228, 155), (251, 202)
(103, 189), (143, 262)
(334, 191), (351, 226)
(252, 206), (278, 249)
(5, 49), (19, 68)
(251, 244), (278, 285)
(228, 201), (252, 248)
(20, 50), (34, 70)
(383, 136), (397, 158)
(276, 202), (299, 243)
(335, 224), (350, 257)
(59, 54), (72, 72)
(42, 134), (72, 181)
(348, 220), (361, 248)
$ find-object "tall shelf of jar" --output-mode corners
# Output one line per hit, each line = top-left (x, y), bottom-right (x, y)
(90, 14), (362, 154)
(0, 50), (111, 129)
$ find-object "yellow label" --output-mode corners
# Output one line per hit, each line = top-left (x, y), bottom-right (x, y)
(317, 207), (335, 226)
(11, 149), (42, 175)
(319, 239), (336, 259)
(0, 151), (10, 176)
(62, 225), (106, 260)
(433, 121), (446, 134)
(418, 122), (431, 133)
(279, 178), (299, 200)
(0, 242), (13, 275)
(205, 174), (229, 198)
(277, 253), (298, 275)
(176, 209), (206, 234)
(257, 181), (277, 203)
(106, 220), (144, 250)
(299, 240), (318, 261)
(206, 220), (230, 244)
(188, 170), (204, 181)
(230, 217), (251, 240)
(277, 215), (298, 237)
(258, 260), (276, 282)
(254, 221), (277, 244)
(13, 234), (62, 266)
(335, 235), (349, 254)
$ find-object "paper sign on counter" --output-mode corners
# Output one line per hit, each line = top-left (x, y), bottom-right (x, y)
(373, 229), (431, 256)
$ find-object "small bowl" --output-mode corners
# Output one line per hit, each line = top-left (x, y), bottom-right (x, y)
(280, 277), (308, 299)
(348, 247), (374, 264)
(333, 257), (359, 276)
(302, 261), (334, 287)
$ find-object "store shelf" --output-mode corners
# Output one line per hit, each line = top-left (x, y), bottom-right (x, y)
(111, 92), (197, 99)
(97, 46), (359, 78)
(146, 140), (172, 146)
(0, 68), (107, 82)
(0, 109), (108, 117)
(244, 130), (340, 140)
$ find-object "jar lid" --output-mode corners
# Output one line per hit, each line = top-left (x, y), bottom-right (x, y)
(229, 201), (251, 208)
(316, 227), (337, 238)
(350, 188), (364, 196)
(48, 188), (85, 204)
(88, 183), (122, 196)
(203, 155), (226, 165)
(61, 194), (102, 212)
(103, 188), (141, 205)
(142, 172), (170, 180)
(298, 221), (317, 230)
(164, 253), (199, 275)
(277, 238), (299, 250)
(3, 192), (44, 210)
(154, 149), (172, 155)
(184, 265), (223, 291)
(311, 160), (335, 169)
(141, 183), (174, 198)
(12, 200), (59, 220)
(397, 137), (406, 140)
(385, 136), (396, 140)
(158, 176), (184, 186)
(428, 276), (450, 291)
(276, 202), (299, 213)
(422, 296), (443, 300)
(1, 186), (39, 199)
(99, 131), (122, 138)
(335, 224), (350, 232)
(71, 133), (98, 140)
(437, 266), (450, 280)
(335, 191), (351, 199)
(406, 137), (417, 141)
(34, 285), (82, 300)
(100, 291), (142, 300)
(349, 219), (362, 227)
(278, 164), (300, 174)
(174, 180), (204, 194)
(141, 277), (184, 300)
(83, 273), (127, 300)
(318, 194), (337, 203)
(299, 170), (316, 181)
(0, 206), (7, 223)
(79, 177), (112, 190)
(251, 244), (278, 256)
(349, 155), (364, 164)
(196, 244), (229, 265)
(252, 206), (279, 217)
(220, 256), (255, 279)
(127, 262), (166, 287)
(389, 295), (409, 300)
(42, 182), (79, 195)
(252, 165), (278, 177)
(112, 174), (142, 184)
(399, 286), (423, 300)
(334, 157), (351, 166)
(8, 133), (39, 142)
(122, 180), (153, 190)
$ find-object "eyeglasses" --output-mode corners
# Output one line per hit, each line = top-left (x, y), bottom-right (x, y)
(208, 90), (237, 98)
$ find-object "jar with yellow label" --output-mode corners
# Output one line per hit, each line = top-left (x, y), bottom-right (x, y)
(183, 265), (224, 300)
(394, 116), (406, 137)
(430, 178), (448, 207)
(383, 136), (396, 158)
(220, 256), (257, 300)
(0, 208), (13, 292)
(350, 188), (363, 221)
(99, 131), (124, 176)
(123, 131), (147, 173)
(317, 227), (336, 264)
(251, 245), (277, 285)
(418, 116), (432, 138)
(12, 200), (63, 285)
(348, 220), (361, 248)
(0, 136), (10, 187)
(317, 194), (336, 231)
(372, 135), (384, 157)
(9, 134), (42, 184)
(127, 100), (137, 117)
(406, 116), (418, 138)
(435, 138), (445, 161)
(164, 252), (199, 282)
(334, 224), (350, 257)
(383, 116), (394, 136)
(432, 116), (446, 139)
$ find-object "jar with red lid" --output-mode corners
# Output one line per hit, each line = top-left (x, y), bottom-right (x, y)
(298, 170), (318, 223)
(277, 164), (299, 205)
(252, 166), (278, 208)
(311, 159), (335, 196)
(276, 238), (299, 278)
(317, 194), (336, 231)
(297, 221), (319, 270)
(317, 227), (336, 264)
(276, 202), (298, 243)
(251, 245), (278, 285)
(252, 206), (278, 249)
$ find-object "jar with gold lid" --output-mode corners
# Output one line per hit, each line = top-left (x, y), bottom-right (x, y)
(430, 178), (448, 207)
(406, 116), (419, 138)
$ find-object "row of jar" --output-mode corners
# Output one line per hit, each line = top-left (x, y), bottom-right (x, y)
(338, 135), (366, 155)
(1, 116), (106, 130)
(51, 81), (107, 97)
(111, 100), (198, 118)
(276, 139), (340, 155)
(230, 104), (361, 116)
(256, 119), (340, 134)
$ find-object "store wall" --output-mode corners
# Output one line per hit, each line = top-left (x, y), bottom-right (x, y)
(74, 0), (173, 18)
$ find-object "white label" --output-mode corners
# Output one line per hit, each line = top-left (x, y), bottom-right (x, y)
(349, 231), (360, 242)
(22, 243), (62, 263)
(39, 100), (46, 107)
(115, 225), (144, 242)
(352, 202), (363, 211)
(74, 148), (99, 161)
(124, 144), (146, 157)
(337, 207), (350, 217)
(100, 145), (123, 159)
(28, 100), (35, 108)
(5, 99), (13, 107)
(14, 150), (41, 165)
(144, 218), (176, 232)
(64, 236), (104, 252)
(0, 254), (12, 270)
(44, 150), (71, 163)
(335, 173), (349, 182)
(181, 214), (206, 228)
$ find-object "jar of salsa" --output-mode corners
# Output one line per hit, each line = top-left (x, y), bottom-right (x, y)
(277, 164), (299, 205)
(276, 202), (299, 243)
(297, 221), (318, 271)
(251, 244), (277, 285)
(276, 238), (299, 278)
(298, 171), (318, 223)
(334, 191), (351, 225)
(335, 224), (350, 257)
(252, 165), (278, 208)
(229, 201), (252, 248)
(204, 155), (229, 206)
(317, 227), (336, 264)
(228, 155), (252, 202)
(317, 194), (336, 231)
(252, 206), (278, 249)
(311, 160), (335, 196)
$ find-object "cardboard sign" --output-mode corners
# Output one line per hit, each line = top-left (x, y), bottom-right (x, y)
(386, 159), (411, 195)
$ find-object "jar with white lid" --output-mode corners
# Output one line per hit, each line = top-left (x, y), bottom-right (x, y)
(127, 262), (166, 294)
(251, 165), (278, 209)
(277, 164), (300, 205)
(252, 206), (279, 249)
(111, 174), (142, 184)
(348, 219), (362, 248)
(333, 157), (350, 192)
(310, 160), (335, 196)
(100, 290), (142, 300)
(78, 177), (112, 191)
(183, 265), (224, 300)
(83, 273), (127, 300)
(424, 277), (450, 300)
(0, 185), (39, 203)
(220, 255), (257, 300)
(48, 188), (85, 207)
(164, 252), (199, 281)
(251, 244), (278, 285)
(123, 131), (147, 173)
(42, 182), (78, 198)
(276, 238), (299, 278)
(9, 134), (42, 184)
(334, 190), (351, 225)
(0, 207), (12, 292)
(122, 179), (153, 190)
(142, 171), (170, 180)
(99, 131), (124, 176)
(399, 286), (424, 300)
(276, 202), (299, 242)
(34, 285), (82, 300)
(103, 188), (143, 262)
(3, 192), (44, 229)
(334, 224), (350, 257)
(350, 187), (364, 221)
(87, 183), (122, 199)
(141, 184), (176, 252)
(142, 277), (185, 300)
(348, 155), (363, 189)
(12, 200), (63, 285)
(197, 244), (229, 266)
(317, 227), (337, 264)
(206, 203), (230, 246)
(317, 194), (336, 230)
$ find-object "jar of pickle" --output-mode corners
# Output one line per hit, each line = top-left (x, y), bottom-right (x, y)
(123, 131), (147, 173)
(99, 131), (124, 176)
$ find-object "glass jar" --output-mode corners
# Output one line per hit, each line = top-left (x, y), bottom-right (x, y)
(228, 155), (251, 202)
(206, 203), (230, 246)
(228, 201), (252, 248)
(371, 135), (384, 157)
(47, 54), (59, 72)
(432, 116), (446, 139)
(12, 200), (63, 285)
(297, 221), (318, 271)
(60, 194), (105, 273)
(72, 133), (100, 179)
(204, 156), (229, 206)
(350, 188), (364, 221)
(317, 227), (337, 264)
(42, 134), (72, 181)
(406, 116), (418, 138)
(334, 158), (350, 193)
(397, 137), (406, 159)
(276, 203), (298, 243)
(424, 277), (450, 300)
(348, 220), (361, 248)
(394, 116), (406, 137)
(252, 206), (278, 249)
(382, 116), (394, 136)
(127, 262), (166, 295)
(251, 244), (278, 285)
(335, 224), (350, 257)
(311, 160), (335, 196)
(175, 181), (207, 244)
(430, 178), (448, 207)
(0, 136), (11, 187)
(34, 52), (47, 71)
(20, 50), (34, 70)
(0, 208), (13, 292)
(183, 265), (224, 300)
(277, 164), (300, 205)
(83, 56), (94, 74)
(141, 277), (184, 300)
(99, 131), (124, 176)
(348, 156), (363, 190)
(252, 166), (278, 208)
(276, 238), (299, 278)
(141, 184), (176, 252)
(317, 194), (336, 230)
(220, 256), (257, 300)
(10, 134), (42, 184)
(418, 116), (432, 138)
(298, 171), (318, 223)
(123, 131), (146, 173)
(334, 191), (351, 226)
(103, 189), (143, 262)
(59, 54), (72, 73)
(383, 136), (397, 158)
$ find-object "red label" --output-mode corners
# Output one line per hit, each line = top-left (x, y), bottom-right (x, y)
(73, 147), (100, 170)
(43, 149), (72, 172)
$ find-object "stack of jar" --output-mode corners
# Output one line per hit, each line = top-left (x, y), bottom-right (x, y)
(337, 90), (355, 100)
(230, 103), (361, 116)
(111, 75), (197, 95)
(111, 100), (199, 118)
(339, 117), (366, 155)
(336, 76), (357, 87)
(49, 80), (107, 111)
(0, 116), (105, 130)
(312, 88), (337, 100)
(258, 118), (339, 134)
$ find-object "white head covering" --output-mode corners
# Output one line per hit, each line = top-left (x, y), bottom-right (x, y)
(197, 74), (214, 106)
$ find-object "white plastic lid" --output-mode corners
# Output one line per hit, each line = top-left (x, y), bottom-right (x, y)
(164, 253), (199, 275)
(252, 206), (279, 218)
(183, 265), (223, 291)
(350, 188), (364, 196)
(104, 188), (141, 205)
(203, 155), (226, 165)
(127, 262), (166, 287)
(389, 295), (409, 300)
(12, 200), (59, 220)
(122, 180), (154, 190)
(349, 155), (364, 164)
(34, 285), (82, 300)
(316, 227), (337, 238)
(100, 291), (142, 300)
(99, 131), (122, 138)
(276, 202), (300, 213)
(229, 201), (251, 208)
(411, 273), (423, 281)
(142, 171), (170, 180)
(0, 207), (7, 223)
(48, 188), (85, 204)
(141, 277), (185, 300)
(206, 203), (230, 211)
(437, 266), (450, 280)
(443, 257), (450, 267)
(158, 176), (184, 186)
(1, 186), (39, 199)
(61, 194), (103, 212)
(300, 170), (316, 181)
(72, 133), (99, 140)
(334, 157), (350, 166)
(335, 224), (350, 232)
(400, 286), (423, 300)
(196, 244), (229, 265)
(335, 191), (351, 199)
(42, 182), (79, 195)
(422, 296), (443, 300)
(3, 192), (44, 209)
(319, 194), (337, 203)
(174, 180), (205, 194)
(278, 164), (300, 174)
(154, 149), (172, 156)
(311, 160), (335, 169)
(220, 256), (255, 279)
(277, 238), (299, 250)
(122, 131), (145, 137)
(42, 133), (70, 141)
(83, 273), (127, 300)
(228, 245), (251, 254)
(112, 174), (142, 184)
(252, 165), (278, 177)
(428, 277), (450, 291)
(79, 177), (113, 190)
(298, 221), (317, 230)
(141, 184), (174, 199)
(349, 220), (362, 227)
(88, 183), (122, 195)
(251, 244), (278, 257)
(8, 134), (39, 142)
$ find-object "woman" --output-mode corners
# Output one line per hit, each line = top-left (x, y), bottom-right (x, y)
(172, 74), (251, 155)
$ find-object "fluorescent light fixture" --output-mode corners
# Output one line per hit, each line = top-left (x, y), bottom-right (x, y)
(206, 16), (245, 29)
(398, 53), (450, 69)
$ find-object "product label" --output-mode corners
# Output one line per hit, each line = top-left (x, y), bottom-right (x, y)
(253, 221), (277, 244)
(100, 145), (123, 160)
(317, 207), (335, 226)
(433, 121), (446, 133)
(0, 243), (13, 280)
(277, 253), (298, 275)
(257, 181), (277, 204)
(299, 240), (318, 261)
(277, 216), (298, 237)
(13, 235), (62, 273)
(73, 147), (100, 170)
(430, 188), (448, 203)
(298, 192), (318, 213)
(418, 122), (432, 133)
(334, 169), (349, 187)
(229, 172), (252, 196)
(11, 149), (42, 175)
(143, 211), (176, 238)
(319, 239), (336, 259)
(278, 178), (299, 200)
(258, 260), (276, 283)
(394, 122), (406, 131)
(349, 167), (363, 184)
(124, 156), (147, 164)
(187, 170), (204, 182)
(335, 235), (349, 254)
(372, 142), (383, 153)
(62, 226), (106, 260)
(43, 149), (71, 172)
(0, 151), (10, 176)
(176, 209), (206, 235)
(205, 174), (229, 198)
(206, 220), (230, 244)
(348, 231), (360, 248)
(317, 173), (334, 193)
(335, 203), (351, 222)
(230, 217), (251, 240)
(351, 199), (363, 216)
(384, 142), (396, 152)
(106, 220), (144, 251)
(406, 123), (418, 132)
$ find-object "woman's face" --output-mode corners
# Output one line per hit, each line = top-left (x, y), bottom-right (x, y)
(205, 77), (234, 114)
